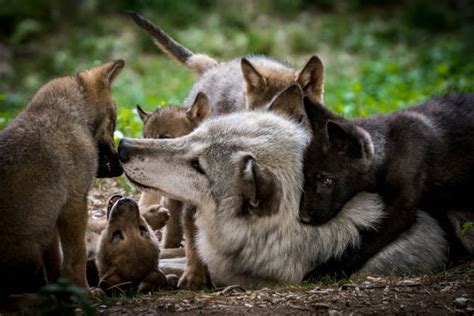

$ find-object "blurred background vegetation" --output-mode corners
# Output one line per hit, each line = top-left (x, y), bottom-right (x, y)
(0, 0), (473, 139)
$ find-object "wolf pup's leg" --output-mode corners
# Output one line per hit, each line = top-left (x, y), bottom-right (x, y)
(58, 197), (89, 288)
(42, 231), (61, 282)
(161, 198), (184, 248)
(178, 205), (212, 290)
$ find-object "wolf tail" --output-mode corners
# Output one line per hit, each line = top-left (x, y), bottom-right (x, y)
(128, 11), (219, 75)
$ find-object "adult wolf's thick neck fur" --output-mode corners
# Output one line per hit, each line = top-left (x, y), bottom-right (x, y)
(120, 111), (448, 288)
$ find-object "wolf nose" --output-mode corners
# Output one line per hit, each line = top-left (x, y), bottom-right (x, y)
(118, 138), (130, 163)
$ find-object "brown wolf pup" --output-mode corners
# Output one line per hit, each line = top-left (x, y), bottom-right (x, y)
(0, 60), (124, 301)
(96, 195), (175, 292)
(136, 92), (210, 250)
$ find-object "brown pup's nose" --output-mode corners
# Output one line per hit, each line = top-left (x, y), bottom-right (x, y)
(118, 138), (130, 163)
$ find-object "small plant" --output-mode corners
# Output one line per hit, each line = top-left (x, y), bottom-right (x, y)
(460, 221), (473, 236)
(23, 278), (95, 316)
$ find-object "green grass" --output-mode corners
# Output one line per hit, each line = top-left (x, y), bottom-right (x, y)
(1, 6), (472, 140)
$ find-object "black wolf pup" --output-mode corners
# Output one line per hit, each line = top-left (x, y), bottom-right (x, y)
(300, 94), (474, 278)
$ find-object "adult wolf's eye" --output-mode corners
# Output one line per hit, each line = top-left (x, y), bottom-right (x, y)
(191, 159), (205, 175)
(112, 230), (123, 241)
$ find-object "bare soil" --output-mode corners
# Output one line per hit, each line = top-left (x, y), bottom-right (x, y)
(88, 179), (474, 315)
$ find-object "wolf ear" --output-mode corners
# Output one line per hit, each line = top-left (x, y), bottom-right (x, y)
(79, 59), (125, 88)
(268, 84), (305, 122)
(237, 153), (280, 217)
(136, 104), (151, 122)
(296, 55), (324, 103)
(186, 92), (210, 123)
(241, 58), (266, 94)
(304, 97), (337, 133)
(326, 121), (374, 160)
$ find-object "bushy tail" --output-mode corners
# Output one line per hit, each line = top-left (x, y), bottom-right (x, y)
(128, 11), (218, 74)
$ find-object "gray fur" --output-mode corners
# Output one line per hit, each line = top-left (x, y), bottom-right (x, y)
(120, 111), (448, 288)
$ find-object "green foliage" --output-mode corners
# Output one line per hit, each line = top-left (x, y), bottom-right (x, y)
(460, 222), (473, 236)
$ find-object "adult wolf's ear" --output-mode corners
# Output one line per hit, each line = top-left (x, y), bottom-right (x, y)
(241, 58), (266, 96)
(237, 153), (281, 217)
(268, 84), (305, 122)
(296, 55), (324, 103)
(186, 92), (210, 123)
(136, 104), (151, 122)
(79, 59), (125, 88)
(326, 121), (374, 160)
(303, 97), (337, 132)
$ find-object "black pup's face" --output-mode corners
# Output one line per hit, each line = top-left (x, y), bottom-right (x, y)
(299, 98), (374, 225)
(300, 134), (370, 225)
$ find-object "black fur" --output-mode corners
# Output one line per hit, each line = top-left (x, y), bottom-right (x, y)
(301, 93), (474, 279)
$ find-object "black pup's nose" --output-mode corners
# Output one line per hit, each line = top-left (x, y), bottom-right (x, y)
(118, 138), (130, 163)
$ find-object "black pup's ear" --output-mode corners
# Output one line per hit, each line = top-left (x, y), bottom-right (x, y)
(268, 84), (304, 122)
(237, 153), (280, 217)
(303, 97), (337, 132)
(326, 121), (374, 160)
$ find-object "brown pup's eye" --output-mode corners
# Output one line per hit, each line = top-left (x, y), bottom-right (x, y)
(139, 225), (148, 236)
(112, 230), (123, 241)
(158, 134), (173, 139)
(191, 159), (205, 175)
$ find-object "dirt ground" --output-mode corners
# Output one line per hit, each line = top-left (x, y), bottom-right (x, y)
(88, 179), (474, 315)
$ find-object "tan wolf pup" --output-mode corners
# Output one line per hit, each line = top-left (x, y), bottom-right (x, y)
(0, 60), (124, 300)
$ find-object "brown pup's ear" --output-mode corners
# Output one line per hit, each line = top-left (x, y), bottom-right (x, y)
(241, 58), (266, 95)
(136, 104), (151, 122)
(237, 153), (280, 217)
(296, 55), (324, 103)
(268, 84), (304, 122)
(186, 92), (210, 123)
(79, 59), (125, 88)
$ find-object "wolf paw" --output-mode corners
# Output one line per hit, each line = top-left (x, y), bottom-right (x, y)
(178, 268), (212, 290)
(143, 205), (170, 230)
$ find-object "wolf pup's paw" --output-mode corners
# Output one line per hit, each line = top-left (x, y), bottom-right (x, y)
(178, 267), (212, 290)
(143, 205), (170, 230)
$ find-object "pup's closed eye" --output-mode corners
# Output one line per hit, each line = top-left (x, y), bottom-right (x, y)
(112, 229), (124, 241)
(158, 134), (173, 139)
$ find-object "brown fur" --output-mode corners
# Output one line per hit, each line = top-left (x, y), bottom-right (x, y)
(96, 195), (174, 292)
(0, 60), (124, 300)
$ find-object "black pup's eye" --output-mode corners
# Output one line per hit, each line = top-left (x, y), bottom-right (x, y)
(321, 176), (334, 187)
(158, 134), (173, 139)
(112, 230), (123, 241)
(191, 159), (205, 175)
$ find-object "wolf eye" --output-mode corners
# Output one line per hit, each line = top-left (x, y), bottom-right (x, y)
(112, 230), (123, 241)
(321, 176), (334, 187)
(158, 134), (173, 139)
(139, 225), (148, 236)
(190, 159), (205, 175)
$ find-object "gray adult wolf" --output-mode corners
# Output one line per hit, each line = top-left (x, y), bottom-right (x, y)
(130, 11), (324, 288)
(0, 60), (124, 301)
(118, 111), (448, 288)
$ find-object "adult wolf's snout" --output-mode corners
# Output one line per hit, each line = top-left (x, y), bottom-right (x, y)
(118, 138), (131, 163)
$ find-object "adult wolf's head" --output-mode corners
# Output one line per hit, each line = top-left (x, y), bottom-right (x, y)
(119, 112), (308, 222)
(77, 60), (125, 178)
